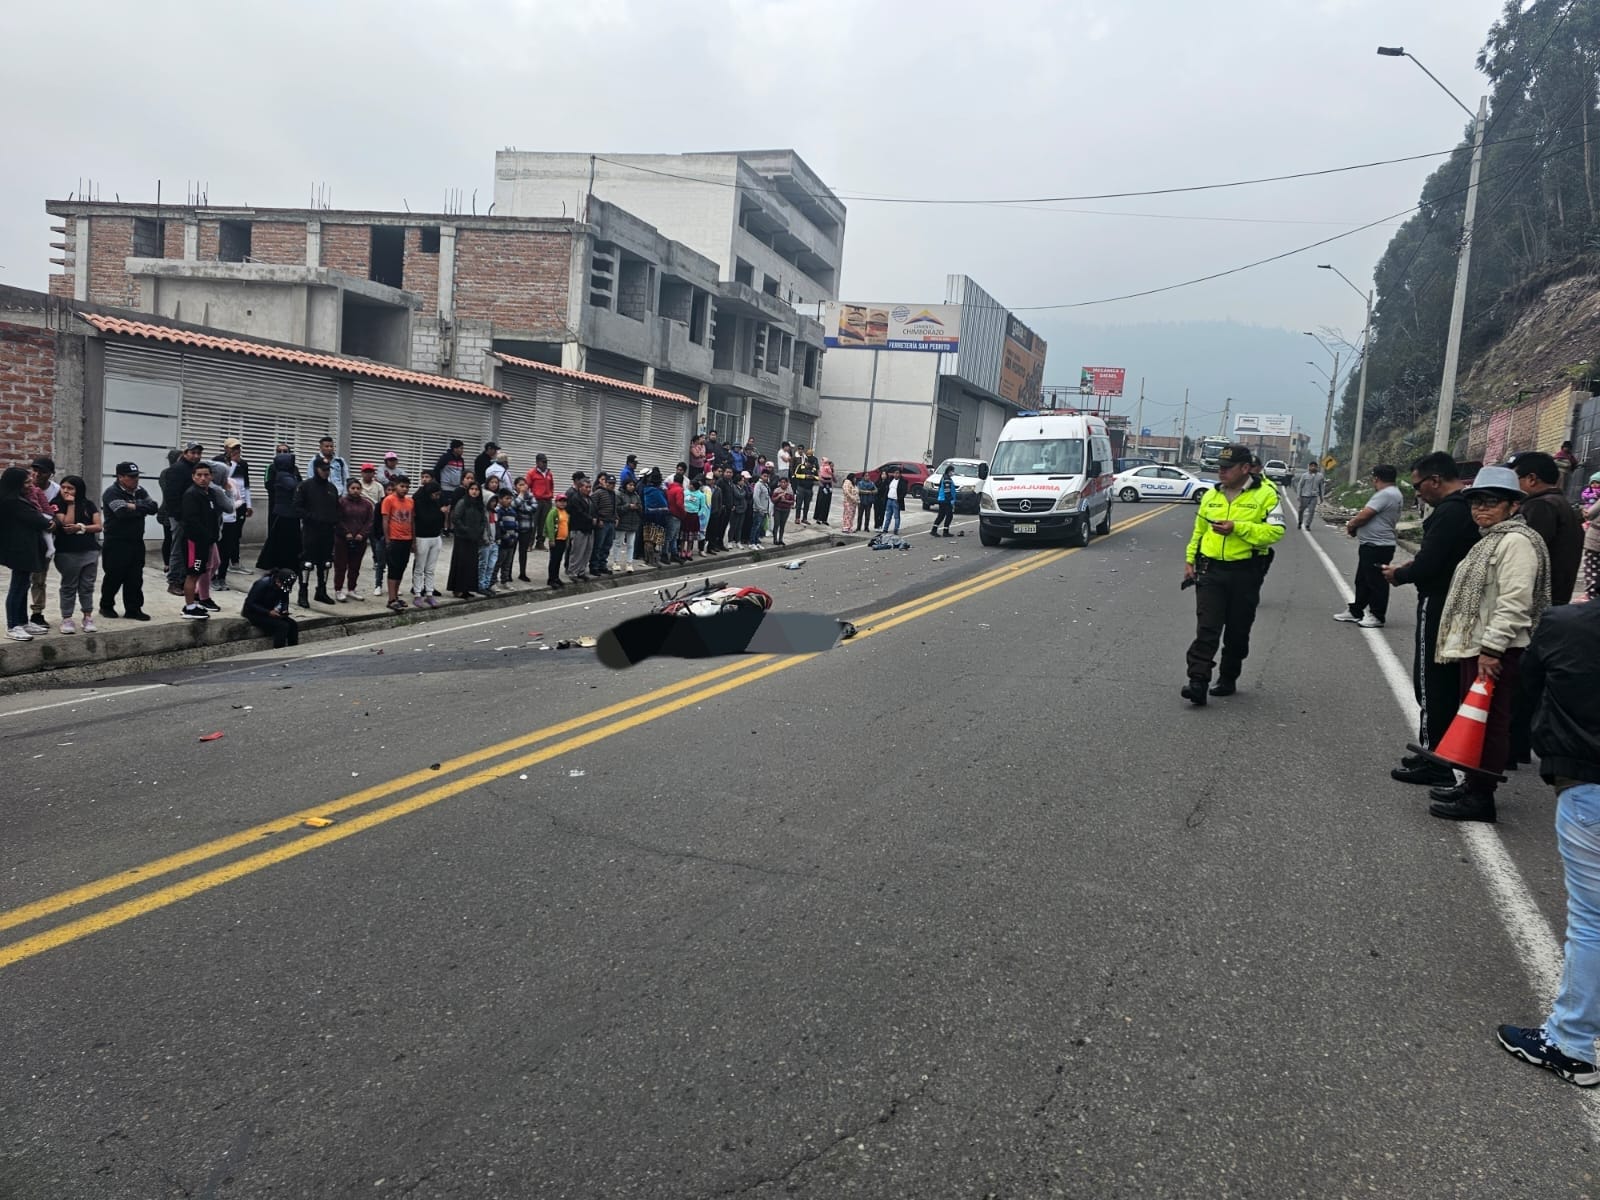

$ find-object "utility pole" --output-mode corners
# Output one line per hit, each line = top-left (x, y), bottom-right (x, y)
(1320, 351), (1341, 466)
(1348, 288), (1374, 484)
(1132, 377), (1145, 457)
(1433, 93), (1487, 453)
(1178, 388), (1190, 464)
(1218, 397), (1231, 438)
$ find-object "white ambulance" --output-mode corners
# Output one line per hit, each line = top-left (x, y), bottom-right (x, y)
(976, 410), (1116, 547)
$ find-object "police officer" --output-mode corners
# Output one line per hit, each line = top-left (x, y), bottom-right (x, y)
(1181, 443), (1285, 704)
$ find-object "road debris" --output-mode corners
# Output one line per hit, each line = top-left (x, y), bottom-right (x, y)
(781, 560), (805, 570)
(302, 817), (334, 829)
(568, 769), (586, 777)
(198, 731), (225, 742)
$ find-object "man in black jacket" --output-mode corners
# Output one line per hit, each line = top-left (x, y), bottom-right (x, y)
(161, 442), (203, 592)
(99, 462), (159, 620)
(1509, 450), (1584, 606)
(564, 473), (595, 582)
(178, 463), (221, 619)
(1494, 599), (1600, 1088)
(589, 472), (618, 575)
(294, 458), (341, 606)
(242, 569), (299, 648)
(1383, 451), (1480, 785)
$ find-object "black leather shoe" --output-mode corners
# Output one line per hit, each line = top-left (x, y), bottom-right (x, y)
(1401, 753), (1428, 769)
(1429, 781), (1469, 803)
(1429, 796), (1496, 823)
(1209, 679), (1237, 697)
(1180, 678), (1208, 706)
(1391, 762), (1455, 786)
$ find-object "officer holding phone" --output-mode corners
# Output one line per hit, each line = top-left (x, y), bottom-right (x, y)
(1181, 443), (1285, 705)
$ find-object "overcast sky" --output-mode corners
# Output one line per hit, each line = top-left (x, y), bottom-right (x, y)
(1, 0), (1505, 440)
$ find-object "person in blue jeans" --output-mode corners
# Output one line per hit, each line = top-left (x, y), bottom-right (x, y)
(880, 467), (905, 534)
(1496, 599), (1600, 1087)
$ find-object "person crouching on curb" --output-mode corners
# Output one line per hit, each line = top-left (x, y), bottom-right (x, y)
(1495, 587), (1600, 1087)
(243, 568), (300, 648)
(1424, 466), (1551, 824)
(1180, 443), (1284, 705)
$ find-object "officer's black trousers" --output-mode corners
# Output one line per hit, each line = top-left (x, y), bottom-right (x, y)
(1185, 561), (1263, 683)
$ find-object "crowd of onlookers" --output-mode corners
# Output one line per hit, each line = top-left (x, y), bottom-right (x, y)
(0, 428), (938, 649)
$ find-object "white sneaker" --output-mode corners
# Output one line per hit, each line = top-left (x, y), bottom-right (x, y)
(1333, 611), (1361, 623)
(1358, 614), (1385, 629)
(334, 589), (345, 602)
(23, 622), (48, 635)
(372, 584), (383, 596)
(82, 616), (97, 634)
(6, 626), (33, 641)
(59, 618), (77, 634)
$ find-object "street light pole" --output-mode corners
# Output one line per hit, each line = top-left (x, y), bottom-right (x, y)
(1318, 265), (1375, 483)
(1305, 332), (1340, 463)
(1378, 46), (1488, 453)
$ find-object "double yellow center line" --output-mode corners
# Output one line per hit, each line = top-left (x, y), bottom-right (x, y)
(0, 505), (1170, 971)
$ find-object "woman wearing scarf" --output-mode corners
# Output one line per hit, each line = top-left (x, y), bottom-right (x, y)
(840, 473), (860, 536)
(1428, 466), (1552, 824)
(640, 468), (669, 567)
(255, 451), (303, 572)
(447, 481), (489, 599)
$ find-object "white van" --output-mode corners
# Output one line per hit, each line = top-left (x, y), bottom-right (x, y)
(976, 411), (1115, 547)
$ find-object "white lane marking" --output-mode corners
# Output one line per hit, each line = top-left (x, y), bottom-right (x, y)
(0, 683), (167, 721)
(1289, 494), (1585, 1120)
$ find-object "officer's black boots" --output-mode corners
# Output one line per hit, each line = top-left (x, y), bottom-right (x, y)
(1208, 678), (1237, 697)
(1180, 678), (1208, 706)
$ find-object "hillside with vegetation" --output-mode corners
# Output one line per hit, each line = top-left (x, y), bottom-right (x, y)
(1337, 0), (1600, 467)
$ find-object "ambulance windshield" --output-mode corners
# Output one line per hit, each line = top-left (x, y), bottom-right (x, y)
(989, 438), (1084, 477)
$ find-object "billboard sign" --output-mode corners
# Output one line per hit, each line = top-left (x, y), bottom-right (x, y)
(1233, 413), (1293, 437)
(1080, 366), (1126, 397)
(998, 315), (1047, 405)
(823, 302), (961, 352)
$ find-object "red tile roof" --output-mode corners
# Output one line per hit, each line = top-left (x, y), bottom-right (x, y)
(494, 352), (698, 407)
(82, 314), (508, 400)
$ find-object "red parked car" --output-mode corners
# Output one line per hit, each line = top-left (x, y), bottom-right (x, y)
(860, 460), (932, 498)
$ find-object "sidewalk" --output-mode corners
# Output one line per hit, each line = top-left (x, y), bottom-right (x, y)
(0, 505), (940, 690)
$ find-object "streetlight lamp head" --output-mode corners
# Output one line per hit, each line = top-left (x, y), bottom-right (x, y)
(1317, 264), (1332, 270)
(1377, 46), (1405, 56)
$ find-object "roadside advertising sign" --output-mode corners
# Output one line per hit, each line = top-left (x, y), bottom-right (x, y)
(1233, 413), (1293, 437)
(823, 302), (961, 352)
(1079, 366), (1126, 396)
(998, 315), (1047, 405)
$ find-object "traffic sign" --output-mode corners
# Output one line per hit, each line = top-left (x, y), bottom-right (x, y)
(1322, 455), (1338, 470)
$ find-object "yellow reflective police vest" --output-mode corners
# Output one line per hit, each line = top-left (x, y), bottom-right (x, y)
(1185, 478), (1284, 564)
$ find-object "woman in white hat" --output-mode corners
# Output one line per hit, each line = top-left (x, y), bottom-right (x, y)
(1428, 466), (1553, 823)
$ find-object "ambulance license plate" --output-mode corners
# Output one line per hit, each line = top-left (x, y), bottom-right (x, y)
(1013, 523), (1037, 534)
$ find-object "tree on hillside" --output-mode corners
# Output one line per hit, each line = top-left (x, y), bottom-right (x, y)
(1338, 0), (1600, 451)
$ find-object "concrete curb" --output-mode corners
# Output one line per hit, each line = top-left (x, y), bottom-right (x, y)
(0, 524), (869, 693)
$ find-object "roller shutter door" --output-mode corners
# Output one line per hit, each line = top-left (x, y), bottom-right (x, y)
(599, 393), (643, 476)
(101, 344), (184, 497)
(787, 413), (815, 452)
(497, 370), (599, 486)
(177, 354), (338, 464)
(748, 402), (785, 457)
(637, 397), (692, 477)
(349, 381), (495, 484)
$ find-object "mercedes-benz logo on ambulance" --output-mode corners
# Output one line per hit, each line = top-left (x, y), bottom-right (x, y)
(1017, 499), (1033, 512)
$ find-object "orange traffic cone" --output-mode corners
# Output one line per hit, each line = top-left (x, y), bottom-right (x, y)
(1407, 677), (1505, 783)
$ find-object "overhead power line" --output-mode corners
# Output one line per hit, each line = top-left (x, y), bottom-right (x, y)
(591, 146), (1511, 210)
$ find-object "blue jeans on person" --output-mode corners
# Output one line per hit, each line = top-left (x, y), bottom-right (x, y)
(883, 498), (901, 533)
(1546, 783), (1600, 1066)
(665, 515), (681, 558)
(7, 568), (31, 629)
(590, 521), (616, 573)
(477, 543), (499, 592)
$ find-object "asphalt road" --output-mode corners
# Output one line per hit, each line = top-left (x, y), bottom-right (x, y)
(1, 501), (1594, 1199)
